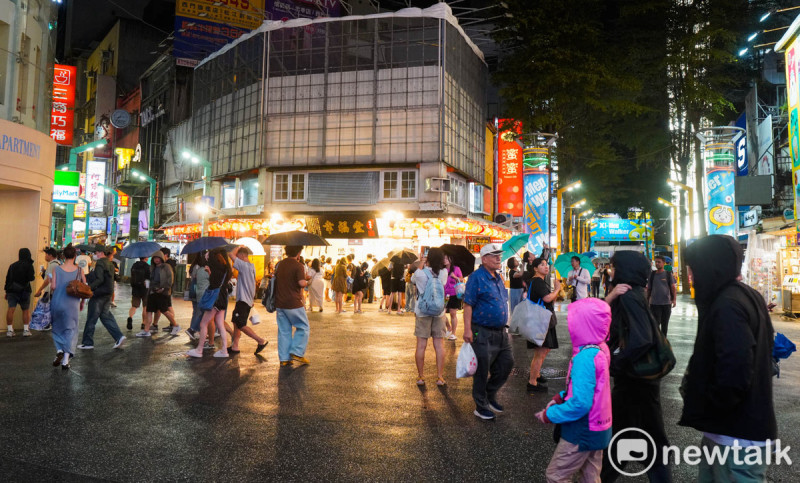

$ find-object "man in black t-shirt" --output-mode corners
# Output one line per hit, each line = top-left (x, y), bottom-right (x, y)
(128, 257), (150, 331)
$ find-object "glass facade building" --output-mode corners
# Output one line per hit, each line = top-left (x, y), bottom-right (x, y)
(191, 6), (487, 213)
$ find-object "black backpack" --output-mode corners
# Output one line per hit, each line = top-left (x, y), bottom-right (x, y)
(130, 263), (148, 287)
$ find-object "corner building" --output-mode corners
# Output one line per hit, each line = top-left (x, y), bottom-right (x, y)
(179, 5), (502, 255)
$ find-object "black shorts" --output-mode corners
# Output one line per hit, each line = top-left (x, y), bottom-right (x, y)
(381, 278), (391, 293)
(391, 279), (405, 293)
(231, 301), (252, 329)
(146, 292), (171, 313)
(446, 296), (462, 310)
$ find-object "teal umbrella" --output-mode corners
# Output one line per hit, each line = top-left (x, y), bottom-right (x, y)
(501, 234), (530, 260)
(553, 252), (595, 277)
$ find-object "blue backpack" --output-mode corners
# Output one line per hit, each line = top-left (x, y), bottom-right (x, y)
(417, 268), (445, 316)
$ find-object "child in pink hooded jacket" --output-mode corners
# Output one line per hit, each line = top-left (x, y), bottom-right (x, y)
(535, 297), (612, 482)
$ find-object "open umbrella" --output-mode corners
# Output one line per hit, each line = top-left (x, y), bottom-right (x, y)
(119, 241), (163, 259)
(553, 252), (596, 278)
(181, 236), (229, 255)
(388, 247), (418, 265)
(371, 257), (390, 278)
(233, 237), (267, 256)
(262, 230), (330, 246)
(440, 244), (476, 277)
(581, 251), (598, 259)
(501, 234), (530, 260)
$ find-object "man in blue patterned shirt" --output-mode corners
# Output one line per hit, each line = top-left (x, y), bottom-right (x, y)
(463, 243), (513, 420)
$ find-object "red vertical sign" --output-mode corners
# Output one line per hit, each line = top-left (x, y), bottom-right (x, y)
(50, 64), (76, 146)
(497, 119), (523, 217)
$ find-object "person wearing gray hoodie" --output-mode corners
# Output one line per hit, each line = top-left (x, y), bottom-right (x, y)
(136, 250), (178, 337)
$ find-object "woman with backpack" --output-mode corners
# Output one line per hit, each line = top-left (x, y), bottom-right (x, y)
(410, 247), (448, 386)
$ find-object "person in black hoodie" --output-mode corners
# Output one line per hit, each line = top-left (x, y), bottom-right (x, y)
(601, 250), (671, 482)
(680, 235), (776, 481)
(4, 248), (35, 337)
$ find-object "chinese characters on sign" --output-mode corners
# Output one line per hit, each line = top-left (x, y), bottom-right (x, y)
(497, 119), (523, 217)
(50, 65), (76, 145)
(85, 161), (106, 212)
(523, 169), (549, 256)
(174, 0), (265, 64)
(305, 215), (379, 239)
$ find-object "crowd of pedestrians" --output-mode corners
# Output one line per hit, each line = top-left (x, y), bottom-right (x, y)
(3, 234), (779, 481)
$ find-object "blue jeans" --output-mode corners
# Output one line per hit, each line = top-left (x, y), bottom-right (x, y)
(508, 288), (524, 315)
(190, 300), (203, 332)
(276, 307), (309, 361)
(82, 295), (123, 345)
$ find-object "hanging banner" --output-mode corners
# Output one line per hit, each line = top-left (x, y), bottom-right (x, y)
(49, 64), (76, 145)
(757, 115), (774, 176)
(705, 166), (736, 236)
(497, 119), (523, 217)
(735, 112), (748, 176)
(85, 160), (106, 211)
(784, 37), (800, 224)
(590, 219), (653, 242)
(523, 168), (549, 256)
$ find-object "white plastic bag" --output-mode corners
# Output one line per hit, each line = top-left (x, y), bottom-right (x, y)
(509, 299), (552, 347)
(456, 342), (478, 378)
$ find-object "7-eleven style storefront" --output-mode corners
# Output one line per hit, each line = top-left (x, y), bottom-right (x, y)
(162, 213), (514, 265)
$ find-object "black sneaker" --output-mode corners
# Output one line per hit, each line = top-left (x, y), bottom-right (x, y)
(527, 383), (548, 394)
(488, 400), (504, 413)
(150, 324), (159, 333)
(474, 407), (496, 420)
(537, 376), (548, 384)
(126, 317), (133, 330)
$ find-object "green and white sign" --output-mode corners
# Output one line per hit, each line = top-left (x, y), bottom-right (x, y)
(53, 170), (80, 204)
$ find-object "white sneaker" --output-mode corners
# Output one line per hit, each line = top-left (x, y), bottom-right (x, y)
(447, 333), (457, 341)
(22, 329), (32, 337)
(135, 330), (151, 338)
(444, 330), (453, 339)
(77, 344), (94, 350)
(186, 349), (203, 358)
(113, 336), (126, 349)
(170, 325), (181, 335)
(213, 350), (229, 358)
(6, 330), (14, 338)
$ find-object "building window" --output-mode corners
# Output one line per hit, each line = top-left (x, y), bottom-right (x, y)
(239, 178), (259, 206)
(469, 183), (486, 214)
(381, 170), (417, 200)
(274, 173), (307, 202)
(222, 181), (237, 209)
(448, 175), (467, 208)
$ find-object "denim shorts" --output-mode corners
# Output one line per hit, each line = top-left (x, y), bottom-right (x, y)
(7, 291), (31, 310)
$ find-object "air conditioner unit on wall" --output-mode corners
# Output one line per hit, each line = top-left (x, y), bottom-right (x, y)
(425, 177), (451, 193)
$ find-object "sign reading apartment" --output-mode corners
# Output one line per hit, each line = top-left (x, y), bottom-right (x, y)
(49, 64), (76, 146)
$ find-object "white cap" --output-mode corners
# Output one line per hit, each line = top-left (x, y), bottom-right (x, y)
(479, 243), (504, 257)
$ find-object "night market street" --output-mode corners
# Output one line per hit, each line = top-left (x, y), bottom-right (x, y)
(0, 289), (798, 482)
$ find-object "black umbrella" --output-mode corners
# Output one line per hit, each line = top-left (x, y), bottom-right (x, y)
(181, 237), (229, 255)
(440, 244), (476, 277)
(262, 230), (330, 246)
(388, 248), (418, 265)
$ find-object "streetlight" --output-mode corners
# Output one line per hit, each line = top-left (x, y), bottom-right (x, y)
(556, 180), (582, 254)
(568, 199), (587, 252)
(131, 170), (156, 241)
(182, 150), (212, 236)
(577, 209), (593, 253)
(64, 139), (109, 245)
(667, 178), (694, 239)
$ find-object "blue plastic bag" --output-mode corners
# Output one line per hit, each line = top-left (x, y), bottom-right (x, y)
(30, 294), (52, 330)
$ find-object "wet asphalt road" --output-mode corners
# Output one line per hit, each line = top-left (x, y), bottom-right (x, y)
(1, 289), (800, 482)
